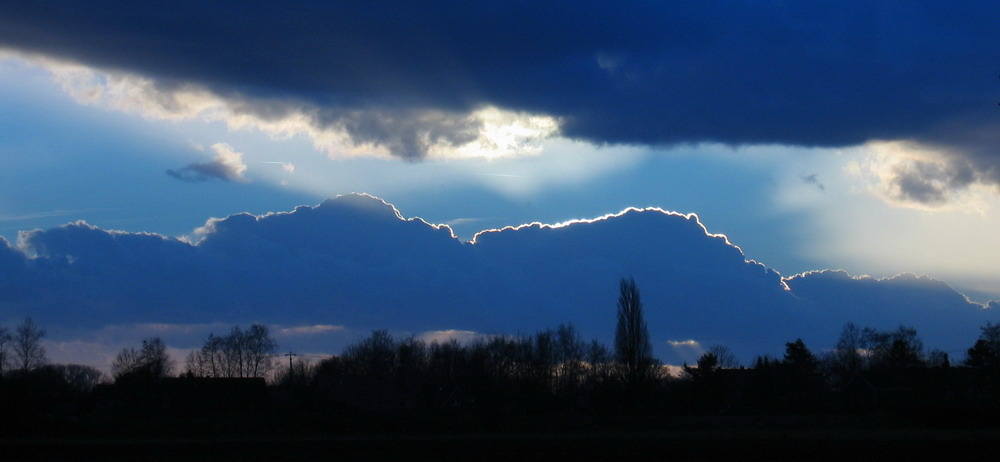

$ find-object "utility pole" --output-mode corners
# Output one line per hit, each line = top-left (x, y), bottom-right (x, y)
(284, 351), (297, 371)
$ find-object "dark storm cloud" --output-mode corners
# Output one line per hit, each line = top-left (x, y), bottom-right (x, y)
(3, 1), (1000, 160)
(0, 194), (994, 363)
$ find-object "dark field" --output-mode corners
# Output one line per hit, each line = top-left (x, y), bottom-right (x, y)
(3, 418), (998, 461)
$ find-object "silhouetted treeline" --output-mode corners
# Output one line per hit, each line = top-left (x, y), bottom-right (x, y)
(4, 310), (1000, 436)
(274, 326), (631, 424)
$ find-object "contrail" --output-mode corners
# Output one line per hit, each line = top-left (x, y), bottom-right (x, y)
(260, 161), (295, 172)
(468, 172), (524, 178)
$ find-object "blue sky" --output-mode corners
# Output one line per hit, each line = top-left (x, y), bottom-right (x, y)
(1, 2), (1000, 368)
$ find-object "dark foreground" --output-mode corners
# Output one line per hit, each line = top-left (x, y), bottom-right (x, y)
(3, 419), (998, 461)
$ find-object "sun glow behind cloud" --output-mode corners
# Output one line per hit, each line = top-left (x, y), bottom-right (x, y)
(438, 107), (559, 160)
(0, 51), (562, 162)
(772, 144), (1000, 300)
(0, 51), (635, 201)
(849, 141), (997, 213)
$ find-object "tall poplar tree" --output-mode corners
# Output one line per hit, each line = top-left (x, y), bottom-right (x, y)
(614, 277), (655, 386)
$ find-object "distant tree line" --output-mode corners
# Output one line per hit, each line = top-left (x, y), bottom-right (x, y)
(2, 280), (1000, 436)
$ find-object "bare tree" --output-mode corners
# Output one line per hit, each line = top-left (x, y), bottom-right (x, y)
(708, 345), (740, 369)
(13, 317), (47, 373)
(834, 322), (864, 374)
(242, 324), (278, 377)
(552, 324), (586, 391)
(614, 277), (656, 385)
(52, 364), (105, 392)
(185, 324), (277, 378)
(0, 325), (11, 376)
(186, 333), (225, 377)
(583, 339), (613, 386)
(343, 329), (398, 379)
(111, 337), (174, 380)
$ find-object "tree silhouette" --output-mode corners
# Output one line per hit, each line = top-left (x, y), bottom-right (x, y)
(614, 278), (656, 386)
(12, 317), (46, 374)
(242, 324), (279, 377)
(782, 338), (820, 389)
(185, 324), (278, 378)
(343, 329), (398, 380)
(966, 322), (1000, 370)
(552, 324), (586, 393)
(49, 364), (104, 393)
(925, 349), (950, 368)
(708, 345), (739, 369)
(966, 339), (998, 369)
(685, 352), (719, 381)
(885, 338), (924, 369)
(112, 337), (174, 381)
(866, 326), (924, 370)
(832, 322), (864, 382)
(0, 325), (11, 376)
(783, 339), (818, 371)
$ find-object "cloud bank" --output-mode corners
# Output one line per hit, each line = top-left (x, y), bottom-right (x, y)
(1, 194), (994, 364)
(3, 2), (1000, 194)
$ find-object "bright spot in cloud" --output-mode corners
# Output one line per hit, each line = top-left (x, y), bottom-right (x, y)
(439, 106), (559, 160)
(849, 141), (994, 213)
(1, 51), (562, 162)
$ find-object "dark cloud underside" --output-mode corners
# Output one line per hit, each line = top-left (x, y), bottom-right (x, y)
(2, 1), (999, 153)
(0, 194), (991, 363)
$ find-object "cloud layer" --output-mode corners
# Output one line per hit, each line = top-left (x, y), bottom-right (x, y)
(3, 2), (1000, 175)
(1, 194), (994, 364)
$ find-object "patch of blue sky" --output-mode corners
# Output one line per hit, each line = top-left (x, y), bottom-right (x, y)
(0, 63), (315, 240)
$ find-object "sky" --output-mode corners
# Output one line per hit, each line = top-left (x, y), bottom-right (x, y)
(1, 2), (1000, 368)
